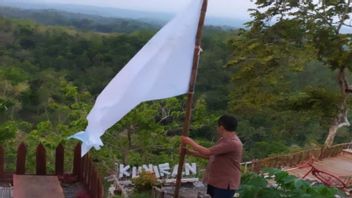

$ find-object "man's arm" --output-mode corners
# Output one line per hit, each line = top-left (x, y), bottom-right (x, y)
(186, 148), (209, 159)
(181, 136), (212, 156)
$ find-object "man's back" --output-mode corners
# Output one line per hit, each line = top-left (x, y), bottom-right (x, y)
(207, 135), (243, 190)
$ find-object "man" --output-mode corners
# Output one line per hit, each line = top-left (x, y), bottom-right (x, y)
(181, 115), (242, 198)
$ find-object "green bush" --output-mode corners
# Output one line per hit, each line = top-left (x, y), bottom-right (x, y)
(238, 168), (344, 198)
(132, 171), (158, 192)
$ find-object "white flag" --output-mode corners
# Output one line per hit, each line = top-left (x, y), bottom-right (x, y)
(69, 0), (204, 156)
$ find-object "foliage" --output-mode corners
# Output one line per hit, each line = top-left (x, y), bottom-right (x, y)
(0, 3), (351, 185)
(132, 171), (158, 192)
(0, 6), (157, 34)
(0, 14), (234, 176)
(0, 121), (18, 143)
(228, 0), (352, 152)
(238, 169), (343, 198)
(130, 192), (153, 198)
(250, 141), (289, 159)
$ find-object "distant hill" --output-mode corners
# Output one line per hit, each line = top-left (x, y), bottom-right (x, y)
(0, 6), (158, 33)
(0, 1), (246, 28)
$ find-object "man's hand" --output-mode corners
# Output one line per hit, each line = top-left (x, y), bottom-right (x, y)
(180, 136), (194, 145)
(180, 135), (211, 157)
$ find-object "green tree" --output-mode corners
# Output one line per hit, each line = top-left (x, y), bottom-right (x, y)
(0, 15), (234, 176)
(229, 0), (352, 146)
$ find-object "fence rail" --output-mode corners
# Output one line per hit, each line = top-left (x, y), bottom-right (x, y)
(243, 142), (352, 172)
(0, 143), (104, 198)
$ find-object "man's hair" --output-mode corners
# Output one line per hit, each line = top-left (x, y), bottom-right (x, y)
(218, 115), (237, 131)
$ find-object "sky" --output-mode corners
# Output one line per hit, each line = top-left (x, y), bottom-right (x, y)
(35, 0), (256, 20)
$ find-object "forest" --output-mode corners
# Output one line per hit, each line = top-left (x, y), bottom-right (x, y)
(0, 1), (351, 197)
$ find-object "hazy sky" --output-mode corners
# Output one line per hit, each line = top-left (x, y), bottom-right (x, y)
(36, 0), (256, 19)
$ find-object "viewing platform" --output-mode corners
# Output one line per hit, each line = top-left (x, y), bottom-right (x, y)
(0, 143), (104, 198)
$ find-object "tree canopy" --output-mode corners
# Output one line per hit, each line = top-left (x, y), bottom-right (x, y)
(227, 0), (352, 152)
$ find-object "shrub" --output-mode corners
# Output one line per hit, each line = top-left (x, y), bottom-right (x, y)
(238, 168), (344, 198)
(132, 171), (158, 192)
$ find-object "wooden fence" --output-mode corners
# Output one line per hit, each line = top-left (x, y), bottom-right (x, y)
(245, 142), (352, 172)
(0, 143), (104, 198)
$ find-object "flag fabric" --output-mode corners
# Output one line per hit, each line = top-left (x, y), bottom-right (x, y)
(69, 0), (204, 156)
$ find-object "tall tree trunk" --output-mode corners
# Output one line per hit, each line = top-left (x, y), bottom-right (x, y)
(122, 148), (128, 164)
(127, 124), (135, 149)
(127, 128), (132, 149)
(324, 68), (350, 146)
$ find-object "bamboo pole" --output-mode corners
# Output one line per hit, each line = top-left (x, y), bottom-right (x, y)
(174, 0), (208, 197)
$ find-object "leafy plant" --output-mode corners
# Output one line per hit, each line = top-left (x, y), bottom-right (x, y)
(238, 169), (344, 198)
(132, 171), (158, 192)
(0, 121), (17, 143)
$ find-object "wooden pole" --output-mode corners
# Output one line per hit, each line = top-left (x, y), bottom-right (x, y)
(174, 0), (208, 197)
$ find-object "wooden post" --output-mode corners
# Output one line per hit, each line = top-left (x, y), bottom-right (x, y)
(81, 155), (87, 184)
(252, 159), (261, 173)
(99, 178), (104, 198)
(88, 162), (94, 193)
(16, 143), (26, 175)
(73, 143), (81, 177)
(174, 1), (208, 197)
(36, 143), (46, 175)
(55, 143), (64, 176)
(85, 156), (90, 186)
(81, 155), (85, 184)
(91, 169), (97, 197)
(95, 173), (103, 198)
(0, 146), (4, 176)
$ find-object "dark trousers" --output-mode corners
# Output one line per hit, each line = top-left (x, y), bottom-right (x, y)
(207, 184), (236, 198)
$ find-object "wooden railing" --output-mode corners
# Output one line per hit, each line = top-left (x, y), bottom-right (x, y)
(80, 150), (104, 198)
(0, 143), (104, 198)
(244, 142), (352, 172)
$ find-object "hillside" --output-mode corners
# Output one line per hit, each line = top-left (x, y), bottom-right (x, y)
(0, 15), (237, 177)
(0, 6), (350, 165)
(0, 1), (246, 27)
(0, 6), (157, 33)
(0, 1), (351, 197)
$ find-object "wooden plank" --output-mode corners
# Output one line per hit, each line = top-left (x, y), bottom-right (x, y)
(81, 155), (85, 185)
(55, 143), (64, 176)
(98, 177), (104, 198)
(13, 175), (64, 198)
(88, 162), (94, 193)
(73, 143), (81, 177)
(80, 155), (86, 184)
(86, 158), (91, 187)
(82, 155), (89, 186)
(251, 159), (261, 173)
(16, 143), (26, 175)
(36, 144), (46, 175)
(91, 169), (97, 197)
(342, 149), (352, 157)
(0, 173), (12, 184)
